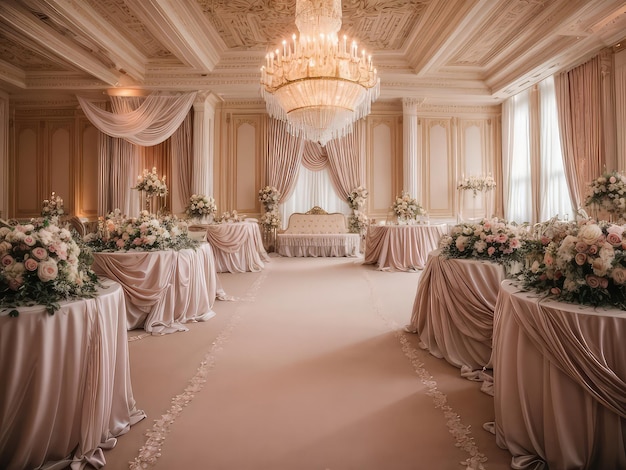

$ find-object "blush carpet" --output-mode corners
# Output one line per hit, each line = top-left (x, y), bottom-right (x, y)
(104, 255), (511, 470)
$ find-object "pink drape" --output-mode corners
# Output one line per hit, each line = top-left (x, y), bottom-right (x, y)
(266, 118), (366, 205)
(172, 111), (193, 209)
(554, 54), (605, 210)
(325, 120), (366, 200)
(267, 118), (305, 203)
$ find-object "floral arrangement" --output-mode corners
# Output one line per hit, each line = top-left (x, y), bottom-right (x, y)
(457, 174), (496, 196)
(41, 192), (64, 218)
(584, 171), (626, 218)
(0, 220), (99, 315)
(216, 210), (244, 223)
(85, 209), (197, 252)
(258, 186), (280, 211)
(348, 211), (368, 235)
(260, 210), (281, 228)
(134, 167), (168, 198)
(392, 191), (426, 223)
(439, 218), (527, 269)
(520, 219), (626, 309)
(259, 185), (281, 229)
(347, 186), (368, 210)
(185, 194), (216, 219)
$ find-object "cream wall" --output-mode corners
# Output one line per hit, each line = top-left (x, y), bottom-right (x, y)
(5, 98), (501, 222)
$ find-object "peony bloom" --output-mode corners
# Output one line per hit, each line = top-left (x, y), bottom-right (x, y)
(579, 224), (603, 245)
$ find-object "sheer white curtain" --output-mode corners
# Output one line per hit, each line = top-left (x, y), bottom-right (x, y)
(78, 92), (196, 146)
(539, 77), (574, 220)
(281, 166), (350, 227)
(502, 89), (532, 223)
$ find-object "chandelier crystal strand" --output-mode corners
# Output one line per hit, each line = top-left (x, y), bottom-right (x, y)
(260, 0), (379, 146)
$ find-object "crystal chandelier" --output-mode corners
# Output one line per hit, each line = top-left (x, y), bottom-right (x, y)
(260, 0), (380, 146)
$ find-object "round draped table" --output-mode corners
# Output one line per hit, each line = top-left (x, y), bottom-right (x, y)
(92, 243), (224, 334)
(407, 250), (506, 376)
(204, 221), (270, 273)
(0, 279), (146, 470)
(364, 223), (448, 272)
(492, 281), (626, 470)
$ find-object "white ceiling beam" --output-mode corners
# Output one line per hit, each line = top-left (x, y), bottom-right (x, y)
(0, 59), (26, 88)
(0, 1), (120, 85)
(34, 0), (147, 82)
(124, 0), (222, 73)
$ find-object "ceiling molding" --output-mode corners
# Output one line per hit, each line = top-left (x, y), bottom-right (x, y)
(124, 0), (222, 72)
(0, 59), (26, 88)
(0, 1), (120, 85)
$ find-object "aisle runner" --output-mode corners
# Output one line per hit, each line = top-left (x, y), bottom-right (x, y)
(362, 269), (487, 470)
(128, 271), (268, 470)
(129, 258), (489, 470)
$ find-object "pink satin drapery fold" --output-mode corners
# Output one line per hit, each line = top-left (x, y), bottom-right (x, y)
(364, 224), (447, 272)
(493, 282), (626, 469)
(408, 250), (505, 371)
(91, 244), (221, 334)
(205, 222), (270, 272)
(0, 280), (146, 470)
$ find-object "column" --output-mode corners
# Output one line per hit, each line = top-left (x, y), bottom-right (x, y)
(192, 92), (222, 197)
(615, 47), (626, 172)
(402, 97), (423, 197)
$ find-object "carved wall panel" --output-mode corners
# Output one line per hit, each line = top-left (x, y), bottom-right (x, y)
(235, 120), (259, 214)
(423, 119), (454, 216)
(367, 116), (401, 220)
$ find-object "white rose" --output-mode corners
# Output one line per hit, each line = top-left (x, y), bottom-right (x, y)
(578, 224), (602, 245)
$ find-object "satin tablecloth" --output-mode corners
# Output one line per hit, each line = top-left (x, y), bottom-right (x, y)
(92, 243), (224, 334)
(364, 224), (447, 271)
(407, 250), (506, 376)
(0, 279), (146, 470)
(492, 281), (626, 470)
(205, 222), (270, 273)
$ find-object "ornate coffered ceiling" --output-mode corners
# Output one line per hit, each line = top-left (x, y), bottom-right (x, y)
(0, 0), (625, 104)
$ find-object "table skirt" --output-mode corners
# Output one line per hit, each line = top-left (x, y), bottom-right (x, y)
(408, 250), (505, 374)
(364, 224), (447, 271)
(92, 244), (222, 334)
(493, 282), (626, 469)
(205, 222), (269, 273)
(276, 233), (360, 257)
(0, 280), (145, 470)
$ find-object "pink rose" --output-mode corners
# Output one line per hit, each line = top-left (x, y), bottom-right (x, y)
(599, 277), (609, 289)
(541, 236), (550, 245)
(487, 246), (496, 256)
(23, 235), (36, 246)
(24, 258), (38, 271)
(606, 232), (622, 247)
(550, 287), (561, 295)
(116, 239), (125, 248)
(575, 242), (588, 253)
(1, 254), (14, 267)
(574, 252), (587, 265)
(586, 275), (601, 288)
(37, 260), (58, 282)
(610, 176), (617, 184)
(588, 245), (598, 255)
(31, 247), (48, 260)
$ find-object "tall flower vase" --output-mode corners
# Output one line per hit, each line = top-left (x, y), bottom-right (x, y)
(458, 189), (486, 222)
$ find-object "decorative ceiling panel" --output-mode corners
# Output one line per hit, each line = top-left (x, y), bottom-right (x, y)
(448, 0), (558, 67)
(196, 0), (426, 51)
(84, 0), (172, 58)
(0, 32), (66, 71)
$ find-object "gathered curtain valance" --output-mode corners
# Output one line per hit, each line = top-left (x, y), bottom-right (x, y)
(77, 91), (197, 146)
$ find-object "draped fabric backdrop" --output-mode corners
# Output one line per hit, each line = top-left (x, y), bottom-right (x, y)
(171, 112), (193, 212)
(78, 92), (196, 217)
(266, 118), (365, 226)
(555, 54), (605, 211)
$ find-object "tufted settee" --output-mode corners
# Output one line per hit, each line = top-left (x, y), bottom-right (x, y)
(276, 206), (360, 257)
